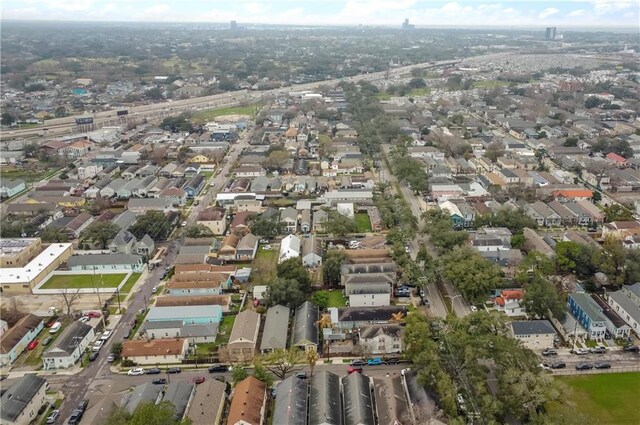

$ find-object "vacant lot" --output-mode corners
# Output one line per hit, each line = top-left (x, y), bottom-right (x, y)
(548, 372), (640, 425)
(252, 248), (278, 283)
(192, 105), (260, 124)
(355, 213), (372, 233)
(40, 274), (126, 289)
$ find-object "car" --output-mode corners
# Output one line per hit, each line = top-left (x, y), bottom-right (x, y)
(49, 322), (62, 334)
(27, 340), (39, 350)
(594, 361), (612, 369)
(550, 362), (566, 369)
(470, 305), (478, 312)
(45, 410), (60, 424)
(542, 349), (558, 356)
(590, 346), (606, 354)
(89, 352), (99, 361)
(347, 366), (363, 374)
(349, 359), (366, 367)
(457, 393), (467, 411)
(78, 316), (90, 323)
(106, 353), (116, 362)
(167, 367), (182, 374)
(78, 399), (89, 413)
(295, 372), (308, 379)
(146, 368), (161, 375)
(208, 364), (230, 373)
(100, 330), (112, 341)
(261, 245), (272, 250)
(181, 221), (188, 227)
(42, 336), (53, 346)
(384, 358), (401, 365)
(92, 341), (104, 352)
(67, 409), (83, 425)
(152, 378), (167, 385)
(367, 358), (384, 366)
(623, 345), (639, 352)
(573, 348), (590, 355)
(127, 368), (145, 376)
(85, 311), (101, 318)
(575, 363), (593, 370)
(152, 286), (158, 293)
(192, 376), (206, 384)
(259, 239), (269, 244)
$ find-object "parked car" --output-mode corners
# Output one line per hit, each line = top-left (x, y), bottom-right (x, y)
(49, 322), (62, 334)
(167, 367), (182, 374)
(295, 372), (308, 379)
(27, 340), (39, 350)
(192, 376), (206, 384)
(100, 330), (112, 341)
(575, 363), (593, 370)
(78, 399), (89, 413)
(457, 393), (467, 411)
(573, 348), (590, 355)
(146, 368), (161, 375)
(67, 409), (83, 425)
(152, 286), (158, 293)
(384, 358), (401, 365)
(42, 336), (53, 346)
(208, 364), (230, 373)
(594, 362), (612, 369)
(623, 345), (639, 352)
(470, 306), (478, 312)
(127, 368), (145, 376)
(550, 362), (566, 369)
(78, 316), (90, 324)
(85, 311), (101, 318)
(347, 365), (363, 374)
(89, 352), (99, 362)
(261, 245), (272, 250)
(542, 349), (558, 356)
(152, 378), (167, 385)
(259, 239), (269, 244)
(106, 353), (116, 363)
(349, 359), (366, 367)
(45, 410), (59, 424)
(92, 341), (104, 352)
(367, 358), (384, 366)
(590, 346), (606, 354)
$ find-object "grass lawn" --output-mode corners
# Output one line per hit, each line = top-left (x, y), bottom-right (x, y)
(252, 249), (278, 283)
(316, 290), (347, 307)
(40, 273), (126, 289)
(547, 373), (640, 425)
(0, 166), (60, 182)
(192, 104), (262, 124)
(354, 213), (372, 233)
(473, 80), (510, 89)
(119, 273), (142, 294)
(214, 315), (236, 348)
(194, 342), (217, 357)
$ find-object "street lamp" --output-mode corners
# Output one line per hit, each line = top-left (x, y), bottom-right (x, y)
(194, 344), (198, 369)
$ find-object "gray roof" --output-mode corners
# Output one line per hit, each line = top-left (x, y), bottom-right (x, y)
(113, 210), (137, 230)
(0, 374), (47, 422)
(511, 320), (556, 336)
(609, 291), (640, 324)
(43, 321), (93, 357)
(360, 324), (403, 339)
(180, 323), (219, 338)
(280, 206), (298, 222)
(228, 309), (260, 344)
(292, 301), (319, 347)
(123, 383), (162, 414)
(260, 305), (290, 352)
(309, 371), (342, 425)
(570, 292), (606, 323)
(186, 379), (227, 425)
(342, 372), (374, 425)
(127, 197), (174, 209)
(141, 320), (183, 331)
(626, 283), (640, 299)
(67, 253), (142, 267)
(273, 376), (308, 425)
(162, 381), (194, 420)
(1, 179), (25, 190)
(146, 305), (222, 322)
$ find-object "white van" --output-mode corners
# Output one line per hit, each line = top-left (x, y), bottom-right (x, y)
(49, 322), (62, 334)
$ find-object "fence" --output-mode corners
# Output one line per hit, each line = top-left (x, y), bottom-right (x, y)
(552, 365), (640, 376)
(32, 271), (132, 295)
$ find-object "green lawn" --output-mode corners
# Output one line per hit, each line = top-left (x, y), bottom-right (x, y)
(547, 373), (640, 425)
(354, 213), (372, 233)
(40, 273), (126, 289)
(119, 273), (142, 293)
(192, 104), (262, 124)
(215, 315), (236, 348)
(316, 290), (347, 307)
(0, 166), (60, 182)
(252, 248), (278, 283)
(472, 80), (510, 89)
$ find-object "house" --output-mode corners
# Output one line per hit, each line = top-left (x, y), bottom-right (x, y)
(589, 294), (631, 338)
(602, 221), (640, 239)
(122, 383), (163, 414)
(312, 209), (328, 233)
(184, 174), (206, 198)
(278, 235), (301, 264)
(146, 305), (223, 326)
(552, 189), (593, 202)
(291, 301), (319, 352)
(121, 338), (188, 365)
(260, 305), (290, 353)
(0, 179), (26, 199)
(67, 253), (144, 272)
(439, 200), (464, 229)
(161, 187), (188, 206)
(234, 195), (262, 213)
(226, 376), (267, 425)
(236, 233), (259, 261)
(329, 306), (408, 330)
(141, 317), (220, 343)
(367, 206), (383, 232)
(510, 320), (556, 350)
(197, 207), (227, 235)
(300, 209), (311, 233)
(161, 381), (195, 421)
(273, 376), (308, 425)
(359, 324), (403, 355)
(493, 289), (526, 317)
(342, 373), (375, 425)
(218, 234), (240, 261)
(108, 230), (136, 254)
(0, 314), (44, 366)
(42, 322), (95, 369)
(0, 375), (48, 425)
(229, 211), (254, 236)
(342, 263), (396, 308)
(136, 234), (155, 257)
(525, 202), (561, 227)
(607, 285), (640, 336)
(568, 293), (607, 340)
(227, 309), (261, 362)
(308, 371), (342, 425)
(186, 379), (227, 425)
(302, 236), (322, 268)
(280, 207), (298, 234)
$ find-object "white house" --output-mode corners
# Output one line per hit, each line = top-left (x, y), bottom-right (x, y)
(278, 235), (301, 264)
(0, 374), (48, 425)
(0, 179), (26, 199)
(67, 254), (144, 272)
(121, 338), (188, 365)
(607, 286), (640, 336)
(510, 320), (556, 350)
(42, 322), (95, 370)
(0, 314), (44, 367)
(359, 325), (403, 355)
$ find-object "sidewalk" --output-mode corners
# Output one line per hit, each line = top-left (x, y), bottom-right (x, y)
(5, 364), (83, 379)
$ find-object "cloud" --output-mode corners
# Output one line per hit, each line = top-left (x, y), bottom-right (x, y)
(539, 7), (559, 19)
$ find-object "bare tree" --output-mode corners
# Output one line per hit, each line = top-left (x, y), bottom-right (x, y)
(0, 297), (27, 326)
(60, 289), (82, 317)
(584, 159), (613, 190)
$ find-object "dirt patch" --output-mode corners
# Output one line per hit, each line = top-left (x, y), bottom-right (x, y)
(1, 293), (105, 316)
(213, 114), (251, 122)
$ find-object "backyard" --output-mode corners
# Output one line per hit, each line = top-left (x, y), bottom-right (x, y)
(40, 273), (127, 290)
(315, 289), (347, 307)
(214, 315), (236, 348)
(252, 248), (278, 283)
(547, 372), (640, 425)
(354, 213), (372, 233)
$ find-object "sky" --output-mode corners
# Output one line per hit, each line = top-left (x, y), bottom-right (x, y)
(2, 0), (639, 27)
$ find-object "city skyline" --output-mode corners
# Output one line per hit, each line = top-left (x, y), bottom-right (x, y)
(2, 0), (639, 27)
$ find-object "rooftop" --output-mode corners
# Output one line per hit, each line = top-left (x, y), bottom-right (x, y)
(0, 243), (72, 285)
(273, 376), (308, 425)
(226, 376), (266, 425)
(122, 338), (186, 357)
(0, 314), (43, 354)
(0, 374), (48, 423)
(309, 371), (342, 425)
(511, 320), (556, 336)
(0, 238), (39, 256)
(187, 379), (227, 425)
(260, 305), (291, 352)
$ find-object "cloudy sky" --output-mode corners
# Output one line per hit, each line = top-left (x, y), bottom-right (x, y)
(3, 0), (638, 27)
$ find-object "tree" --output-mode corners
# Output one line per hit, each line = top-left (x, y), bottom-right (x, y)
(323, 210), (357, 236)
(0, 298), (26, 327)
(306, 349), (319, 377)
(277, 258), (311, 293)
(111, 342), (123, 360)
(322, 250), (345, 287)
(184, 224), (213, 238)
(160, 115), (193, 133)
(393, 156), (429, 193)
(130, 211), (172, 241)
(311, 292), (328, 310)
(485, 142), (504, 162)
(522, 278), (565, 319)
(60, 289), (81, 317)
(252, 362), (274, 387)
(555, 241), (583, 275)
(83, 221), (120, 249)
(592, 236), (626, 287)
(625, 249), (640, 285)
(499, 368), (557, 421)
(1, 112), (15, 126)
(516, 252), (555, 284)
(265, 278), (306, 308)
(128, 401), (192, 425)
(40, 227), (68, 243)
(603, 204), (634, 222)
(475, 208), (536, 234)
(231, 365), (248, 384)
(264, 150), (290, 171)
(563, 137), (578, 147)
(441, 247), (503, 303)
(258, 348), (304, 380)
(249, 216), (283, 239)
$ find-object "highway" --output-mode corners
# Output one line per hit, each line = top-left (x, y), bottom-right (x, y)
(0, 59), (460, 142)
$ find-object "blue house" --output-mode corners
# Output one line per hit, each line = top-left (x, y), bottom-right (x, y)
(567, 293), (607, 340)
(0, 179), (26, 199)
(145, 305), (223, 325)
(183, 174), (205, 198)
(0, 314), (44, 366)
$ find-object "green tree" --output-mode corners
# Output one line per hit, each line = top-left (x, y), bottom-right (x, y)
(249, 216), (282, 239)
(264, 278), (306, 308)
(393, 156), (429, 192)
(83, 221), (120, 249)
(40, 227), (69, 243)
(475, 208), (536, 234)
(1, 112), (16, 126)
(499, 368), (557, 421)
(603, 204), (634, 222)
(257, 348), (304, 380)
(184, 224), (213, 238)
(128, 401), (192, 425)
(276, 258), (311, 293)
(252, 362), (274, 387)
(593, 236), (626, 286)
(522, 278), (565, 319)
(311, 292), (328, 310)
(322, 250), (345, 287)
(441, 247), (503, 303)
(516, 251), (555, 284)
(323, 210), (357, 236)
(264, 150), (290, 171)
(422, 209), (468, 253)
(231, 365), (248, 384)
(160, 115), (193, 133)
(555, 241), (583, 275)
(625, 249), (640, 285)
(130, 211), (172, 241)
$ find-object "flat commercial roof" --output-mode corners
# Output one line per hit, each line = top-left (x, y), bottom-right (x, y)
(0, 243), (72, 285)
(0, 238), (38, 255)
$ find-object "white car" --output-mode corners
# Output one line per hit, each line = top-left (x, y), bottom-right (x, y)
(92, 340), (104, 352)
(261, 245), (272, 250)
(470, 306), (477, 312)
(100, 330), (112, 341)
(127, 368), (145, 376)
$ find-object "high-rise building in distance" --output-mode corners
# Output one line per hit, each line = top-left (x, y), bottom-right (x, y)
(545, 27), (557, 40)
